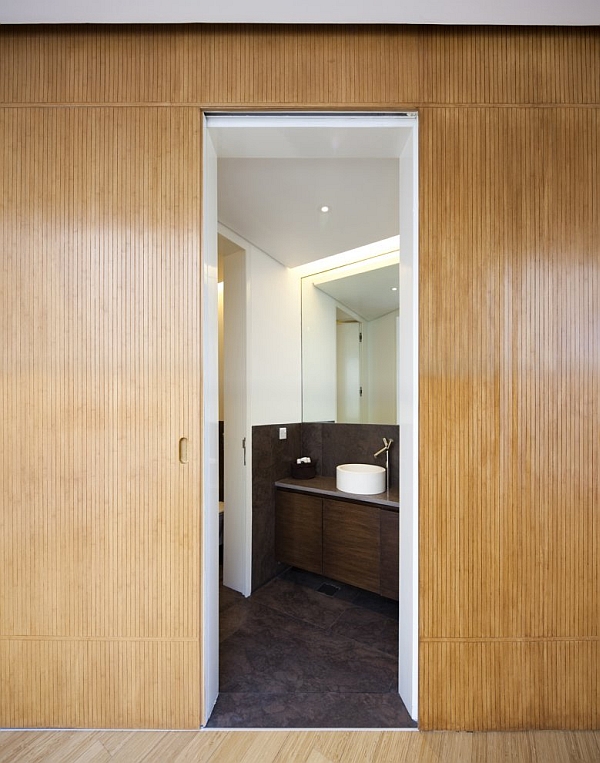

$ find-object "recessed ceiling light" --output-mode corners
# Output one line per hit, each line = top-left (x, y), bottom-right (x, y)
(320, 205), (330, 213)
(391, 287), (398, 291)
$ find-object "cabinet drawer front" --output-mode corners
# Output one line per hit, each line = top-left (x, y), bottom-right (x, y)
(275, 491), (323, 574)
(323, 499), (380, 594)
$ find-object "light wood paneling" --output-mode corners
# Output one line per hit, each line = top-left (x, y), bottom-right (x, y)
(420, 641), (600, 731)
(0, 641), (200, 729)
(420, 105), (600, 728)
(0, 26), (598, 107)
(0, 24), (599, 731)
(0, 106), (202, 727)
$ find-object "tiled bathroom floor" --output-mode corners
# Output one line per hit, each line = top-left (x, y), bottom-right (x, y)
(206, 567), (416, 728)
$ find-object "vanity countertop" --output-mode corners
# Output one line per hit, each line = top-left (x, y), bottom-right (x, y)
(275, 475), (399, 510)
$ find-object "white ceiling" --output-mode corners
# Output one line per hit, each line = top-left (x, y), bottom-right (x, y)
(211, 117), (411, 269)
(213, 117), (408, 321)
(218, 158), (399, 268)
(1, 0), (599, 25)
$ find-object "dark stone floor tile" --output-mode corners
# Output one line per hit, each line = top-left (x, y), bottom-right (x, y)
(320, 579), (364, 604)
(250, 577), (351, 630)
(215, 563), (412, 729)
(220, 583), (245, 613)
(219, 604), (397, 694)
(278, 568), (364, 605)
(220, 599), (253, 643)
(330, 607), (399, 657)
(206, 691), (416, 729)
(279, 567), (400, 609)
(278, 567), (325, 591)
(352, 588), (399, 620)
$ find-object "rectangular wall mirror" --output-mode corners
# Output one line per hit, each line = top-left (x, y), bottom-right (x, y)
(301, 245), (399, 424)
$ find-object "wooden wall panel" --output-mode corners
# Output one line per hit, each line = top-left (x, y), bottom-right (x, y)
(0, 24), (598, 731)
(0, 641), (199, 728)
(420, 106), (600, 728)
(0, 26), (598, 107)
(0, 106), (202, 727)
(420, 640), (600, 731)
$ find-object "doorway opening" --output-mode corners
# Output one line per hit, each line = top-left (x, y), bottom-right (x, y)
(201, 112), (419, 727)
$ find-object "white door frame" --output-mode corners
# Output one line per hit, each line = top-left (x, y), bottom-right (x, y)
(201, 123), (220, 721)
(201, 111), (419, 724)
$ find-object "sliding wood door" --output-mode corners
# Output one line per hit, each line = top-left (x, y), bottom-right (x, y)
(419, 106), (600, 729)
(0, 106), (202, 728)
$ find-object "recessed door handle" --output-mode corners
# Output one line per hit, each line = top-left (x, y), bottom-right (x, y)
(179, 437), (189, 464)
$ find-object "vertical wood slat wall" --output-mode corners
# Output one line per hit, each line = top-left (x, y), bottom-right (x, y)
(0, 25), (598, 730)
(419, 105), (600, 728)
(0, 106), (202, 728)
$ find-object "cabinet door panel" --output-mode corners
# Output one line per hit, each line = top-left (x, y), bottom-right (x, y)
(380, 510), (399, 600)
(323, 499), (380, 593)
(275, 491), (323, 574)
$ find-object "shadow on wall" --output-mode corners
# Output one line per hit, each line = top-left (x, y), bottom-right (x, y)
(251, 422), (399, 591)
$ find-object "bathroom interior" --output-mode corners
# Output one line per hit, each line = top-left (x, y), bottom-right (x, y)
(205, 115), (418, 728)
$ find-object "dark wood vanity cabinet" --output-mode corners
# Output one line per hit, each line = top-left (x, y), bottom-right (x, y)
(323, 499), (380, 594)
(275, 489), (399, 600)
(380, 509), (399, 600)
(275, 490), (323, 575)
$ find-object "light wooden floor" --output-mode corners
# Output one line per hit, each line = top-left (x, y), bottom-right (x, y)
(1, 729), (600, 762)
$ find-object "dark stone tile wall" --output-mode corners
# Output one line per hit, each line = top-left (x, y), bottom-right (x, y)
(299, 422), (323, 475)
(251, 422), (400, 591)
(251, 423), (302, 591)
(301, 423), (400, 489)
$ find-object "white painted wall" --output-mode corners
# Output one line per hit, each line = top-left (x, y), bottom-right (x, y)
(218, 283), (224, 421)
(220, 224), (302, 427)
(366, 310), (398, 424)
(219, 223), (302, 600)
(302, 282), (337, 422)
(397, 263), (413, 424)
(247, 246), (302, 426)
(222, 249), (251, 596)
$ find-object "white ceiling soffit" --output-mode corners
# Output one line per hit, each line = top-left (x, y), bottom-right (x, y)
(218, 157), (399, 268)
(209, 120), (412, 160)
(2, 0), (599, 25)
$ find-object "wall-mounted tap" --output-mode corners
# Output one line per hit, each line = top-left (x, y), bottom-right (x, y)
(374, 437), (393, 458)
(374, 438), (393, 492)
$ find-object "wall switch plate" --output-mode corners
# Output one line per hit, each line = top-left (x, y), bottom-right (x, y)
(279, 427), (287, 440)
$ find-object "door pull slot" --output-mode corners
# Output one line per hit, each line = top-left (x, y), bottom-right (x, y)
(179, 437), (189, 464)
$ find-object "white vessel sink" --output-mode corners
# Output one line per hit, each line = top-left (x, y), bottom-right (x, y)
(336, 463), (386, 495)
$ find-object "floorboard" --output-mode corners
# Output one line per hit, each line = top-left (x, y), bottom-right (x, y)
(2, 730), (600, 763)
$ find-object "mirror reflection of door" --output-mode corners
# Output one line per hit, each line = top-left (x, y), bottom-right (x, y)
(336, 318), (362, 422)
